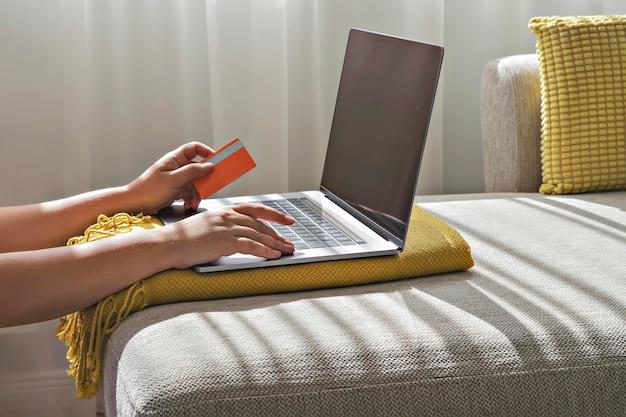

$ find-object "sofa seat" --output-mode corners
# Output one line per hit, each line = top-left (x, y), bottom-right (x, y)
(103, 191), (626, 417)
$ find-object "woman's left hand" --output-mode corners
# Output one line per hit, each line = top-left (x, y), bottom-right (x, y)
(128, 142), (215, 214)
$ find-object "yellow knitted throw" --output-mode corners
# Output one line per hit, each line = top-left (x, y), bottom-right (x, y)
(57, 205), (474, 399)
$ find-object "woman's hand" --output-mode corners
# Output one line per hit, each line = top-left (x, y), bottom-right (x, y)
(165, 203), (296, 269)
(127, 142), (216, 214)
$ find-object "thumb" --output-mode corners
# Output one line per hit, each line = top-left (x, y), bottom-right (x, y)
(170, 162), (214, 184)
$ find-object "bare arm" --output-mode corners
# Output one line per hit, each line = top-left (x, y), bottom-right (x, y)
(0, 142), (296, 327)
(0, 142), (214, 253)
(0, 224), (174, 327)
(0, 204), (295, 327)
(0, 187), (143, 252)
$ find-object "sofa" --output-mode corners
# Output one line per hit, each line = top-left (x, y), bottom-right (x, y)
(99, 53), (626, 416)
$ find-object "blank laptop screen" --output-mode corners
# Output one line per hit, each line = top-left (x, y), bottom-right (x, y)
(320, 29), (443, 241)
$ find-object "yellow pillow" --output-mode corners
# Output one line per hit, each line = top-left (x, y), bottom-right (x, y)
(529, 15), (626, 194)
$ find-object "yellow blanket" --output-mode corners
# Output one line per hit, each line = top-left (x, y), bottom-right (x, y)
(57, 205), (474, 399)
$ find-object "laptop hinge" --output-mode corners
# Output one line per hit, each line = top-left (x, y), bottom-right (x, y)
(320, 187), (405, 249)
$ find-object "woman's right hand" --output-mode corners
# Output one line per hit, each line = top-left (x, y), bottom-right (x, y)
(165, 203), (296, 269)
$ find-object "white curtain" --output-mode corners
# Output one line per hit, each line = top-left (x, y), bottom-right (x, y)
(0, 0), (444, 206)
(2, 0), (626, 207)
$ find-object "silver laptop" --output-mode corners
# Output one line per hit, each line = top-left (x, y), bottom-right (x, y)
(159, 28), (444, 273)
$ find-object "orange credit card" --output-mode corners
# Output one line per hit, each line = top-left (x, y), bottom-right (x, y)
(192, 138), (256, 198)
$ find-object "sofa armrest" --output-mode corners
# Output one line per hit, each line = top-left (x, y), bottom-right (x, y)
(480, 54), (542, 192)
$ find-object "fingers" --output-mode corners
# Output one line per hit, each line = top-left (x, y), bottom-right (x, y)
(161, 142), (214, 182)
(232, 203), (296, 226)
(229, 205), (296, 257)
(238, 227), (295, 259)
(216, 204), (296, 257)
(172, 160), (214, 182)
(167, 143), (215, 209)
(227, 207), (294, 247)
(249, 219), (293, 247)
(181, 182), (202, 211)
(170, 193), (298, 263)
(178, 141), (214, 163)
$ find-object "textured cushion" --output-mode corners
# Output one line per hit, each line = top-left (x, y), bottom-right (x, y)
(529, 15), (626, 194)
(103, 192), (626, 417)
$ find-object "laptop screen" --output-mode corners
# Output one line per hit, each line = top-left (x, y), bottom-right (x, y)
(320, 29), (444, 243)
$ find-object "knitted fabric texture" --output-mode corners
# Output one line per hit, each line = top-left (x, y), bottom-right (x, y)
(57, 206), (474, 399)
(529, 15), (626, 194)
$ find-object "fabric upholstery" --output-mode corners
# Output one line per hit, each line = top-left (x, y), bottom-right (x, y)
(529, 15), (626, 194)
(103, 192), (626, 417)
(481, 54), (542, 192)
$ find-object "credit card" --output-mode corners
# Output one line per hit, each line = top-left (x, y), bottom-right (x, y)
(192, 138), (256, 198)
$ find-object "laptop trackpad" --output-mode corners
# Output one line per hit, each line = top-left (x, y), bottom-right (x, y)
(210, 253), (264, 266)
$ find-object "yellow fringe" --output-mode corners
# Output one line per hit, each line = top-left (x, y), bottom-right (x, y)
(66, 212), (150, 245)
(56, 213), (152, 399)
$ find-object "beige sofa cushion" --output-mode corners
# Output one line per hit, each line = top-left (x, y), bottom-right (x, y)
(103, 192), (626, 417)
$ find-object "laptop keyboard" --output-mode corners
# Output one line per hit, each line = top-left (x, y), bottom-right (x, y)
(259, 198), (358, 250)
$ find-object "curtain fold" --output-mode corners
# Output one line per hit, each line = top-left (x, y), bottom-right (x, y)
(3, 1), (625, 206)
(0, 0), (445, 206)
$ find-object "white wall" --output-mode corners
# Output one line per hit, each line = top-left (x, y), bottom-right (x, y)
(0, 322), (95, 417)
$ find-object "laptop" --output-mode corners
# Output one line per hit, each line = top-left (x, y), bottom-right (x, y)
(159, 28), (444, 273)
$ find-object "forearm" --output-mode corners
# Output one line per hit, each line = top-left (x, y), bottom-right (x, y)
(0, 202), (296, 328)
(0, 142), (214, 254)
(0, 185), (143, 252)
(0, 227), (175, 327)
